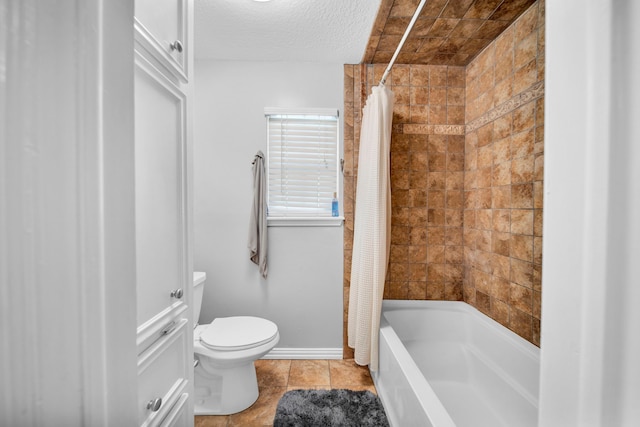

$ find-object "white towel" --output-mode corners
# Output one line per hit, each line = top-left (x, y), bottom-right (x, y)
(248, 151), (268, 278)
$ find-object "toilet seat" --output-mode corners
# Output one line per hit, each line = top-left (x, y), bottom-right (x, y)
(200, 316), (278, 351)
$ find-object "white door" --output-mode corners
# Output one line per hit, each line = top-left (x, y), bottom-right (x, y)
(0, 0), (139, 425)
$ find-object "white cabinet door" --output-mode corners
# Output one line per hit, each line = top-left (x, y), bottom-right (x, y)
(134, 1), (193, 425)
(135, 0), (188, 82)
(138, 319), (190, 427)
(135, 53), (189, 345)
(134, 48), (193, 427)
(159, 394), (190, 427)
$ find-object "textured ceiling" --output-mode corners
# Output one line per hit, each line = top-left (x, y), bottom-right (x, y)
(363, 0), (536, 66)
(194, 0), (381, 63)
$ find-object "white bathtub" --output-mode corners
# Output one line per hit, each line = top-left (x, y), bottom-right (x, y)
(372, 300), (540, 427)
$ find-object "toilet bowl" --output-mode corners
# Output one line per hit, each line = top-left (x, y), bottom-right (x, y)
(192, 272), (279, 415)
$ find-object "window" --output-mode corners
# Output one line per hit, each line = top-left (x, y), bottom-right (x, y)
(265, 107), (340, 225)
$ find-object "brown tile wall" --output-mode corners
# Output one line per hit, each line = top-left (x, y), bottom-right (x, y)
(462, 0), (544, 345)
(344, 1), (544, 355)
(343, 64), (362, 359)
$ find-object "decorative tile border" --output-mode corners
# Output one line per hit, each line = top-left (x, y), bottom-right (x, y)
(396, 124), (466, 135)
(466, 80), (545, 133)
(433, 124), (466, 135)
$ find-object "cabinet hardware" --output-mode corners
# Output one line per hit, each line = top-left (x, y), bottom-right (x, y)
(160, 321), (177, 336)
(170, 288), (183, 299)
(147, 397), (162, 412)
(170, 40), (183, 53)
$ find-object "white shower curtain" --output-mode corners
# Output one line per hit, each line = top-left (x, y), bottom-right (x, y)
(348, 85), (394, 371)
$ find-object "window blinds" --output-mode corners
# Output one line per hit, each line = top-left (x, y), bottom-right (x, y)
(266, 110), (339, 217)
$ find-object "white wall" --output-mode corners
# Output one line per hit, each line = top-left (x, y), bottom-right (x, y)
(193, 61), (344, 352)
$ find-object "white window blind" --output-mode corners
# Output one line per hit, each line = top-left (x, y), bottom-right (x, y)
(266, 108), (339, 218)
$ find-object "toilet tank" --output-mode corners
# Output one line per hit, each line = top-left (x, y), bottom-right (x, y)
(193, 271), (206, 326)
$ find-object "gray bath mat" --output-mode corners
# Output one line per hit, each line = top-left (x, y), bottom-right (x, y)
(273, 389), (389, 427)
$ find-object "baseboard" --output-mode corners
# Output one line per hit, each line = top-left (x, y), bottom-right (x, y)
(261, 347), (343, 360)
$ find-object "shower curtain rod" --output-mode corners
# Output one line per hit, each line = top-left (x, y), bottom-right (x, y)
(379, 0), (428, 86)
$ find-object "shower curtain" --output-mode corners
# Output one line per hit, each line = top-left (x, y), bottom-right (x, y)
(348, 84), (394, 371)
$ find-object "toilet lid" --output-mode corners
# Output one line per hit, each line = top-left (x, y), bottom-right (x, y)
(200, 316), (278, 351)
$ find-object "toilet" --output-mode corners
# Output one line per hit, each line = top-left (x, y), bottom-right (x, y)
(192, 272), (279, 415)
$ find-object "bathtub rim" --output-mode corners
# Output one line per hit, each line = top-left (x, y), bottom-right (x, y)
(373, 302), (457, 427)
(381, 300), (540, 363)
(373, 300), (540, 427)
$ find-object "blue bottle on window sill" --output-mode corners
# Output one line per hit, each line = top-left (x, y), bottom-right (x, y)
(332, 192), (339, 217)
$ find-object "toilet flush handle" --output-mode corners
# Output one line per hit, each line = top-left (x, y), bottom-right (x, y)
(170, 288), (183, 299)
(146, 397), (162, 412)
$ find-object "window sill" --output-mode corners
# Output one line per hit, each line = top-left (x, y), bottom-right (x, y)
(267, 217), (344, 227)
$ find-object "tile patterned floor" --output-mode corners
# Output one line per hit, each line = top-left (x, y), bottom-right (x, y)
(194, 359), (376, 427)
